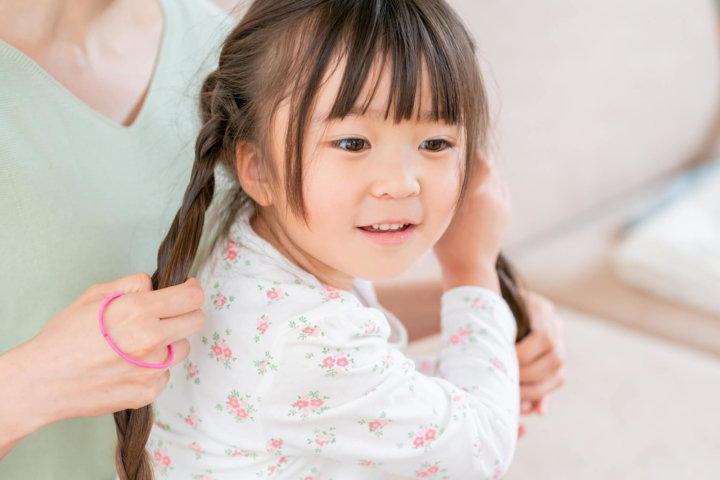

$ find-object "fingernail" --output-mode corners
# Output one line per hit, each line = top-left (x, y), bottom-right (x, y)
(521, 401), (532, 412)
(518, 425), (526, 438)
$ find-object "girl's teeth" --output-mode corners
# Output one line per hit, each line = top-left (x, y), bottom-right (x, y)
(390, 223), (399, 230)
(379, 224), (390, 231)
(372, 224), (379, 229)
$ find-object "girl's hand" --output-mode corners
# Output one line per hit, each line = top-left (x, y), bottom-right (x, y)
(0, 273), (205, 454)
(434, 155), (511, 294)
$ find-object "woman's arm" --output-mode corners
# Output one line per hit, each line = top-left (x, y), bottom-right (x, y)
(0, 273), (205, 461)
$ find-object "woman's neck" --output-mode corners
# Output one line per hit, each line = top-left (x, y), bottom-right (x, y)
(251, 213), (356, 293)
(0, 0), (156, 48)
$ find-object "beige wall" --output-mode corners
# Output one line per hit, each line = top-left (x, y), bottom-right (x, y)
(447, 0), (720, 247)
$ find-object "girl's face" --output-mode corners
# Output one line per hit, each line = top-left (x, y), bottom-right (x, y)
(250, 60), (464, 289)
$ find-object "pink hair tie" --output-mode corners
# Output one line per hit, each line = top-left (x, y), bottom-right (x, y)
(99, 293), (175, 369)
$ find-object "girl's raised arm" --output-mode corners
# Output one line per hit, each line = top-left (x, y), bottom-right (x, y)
(257, 284), (518, 478)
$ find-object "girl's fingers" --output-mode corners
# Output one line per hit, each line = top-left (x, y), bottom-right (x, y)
(519, 348), (563, 383)
(160, 309), (206, 345)
(520, 367), (566, 402)
(138, 278), (206, 318)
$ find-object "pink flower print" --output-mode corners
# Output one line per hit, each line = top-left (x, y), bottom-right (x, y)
(335, 357), (349, 367)
(416, 472), (428, 478)
(231, 450), (243, 457)
(290, 391), (329, 419)
(212, 344), (223, 356)
(267, 290), (278, 300)
(303, 327), (314, 335)
(459, 329), (471, 338)
(319, 285), (343, 302)
(449, 335), (460, 345)
(472, 297), (487, 309)
(187, 364), (196, 378)
(189, 443), (202, 453)
(427, 466), (439, 474)
(315, 432), (332, 447)
(214, 295), (227, 308)
(153, 446), (170, 468)
(266, 439), (283, 455)
(259, 361), (267, 372)
(256, 316), (270, 334)
(322, 356), (335, 368)
(223, 347), (232, 358)
(411, 424), (439, 450)
(369, 421), (382, 431)
(494, 464), (504, 479)
(491, 358), (507, 373)
(185, 414), (199, 427)
(294, 399), (310, 411)
(221, 390), (255, 423)
(361, 461), (372, 467)
(226, 241), (238, 260)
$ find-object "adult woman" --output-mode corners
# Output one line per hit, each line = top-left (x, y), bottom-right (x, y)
(0, 0), (564, 478)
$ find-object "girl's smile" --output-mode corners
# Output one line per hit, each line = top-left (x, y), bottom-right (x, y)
(357, 222), (418, 246)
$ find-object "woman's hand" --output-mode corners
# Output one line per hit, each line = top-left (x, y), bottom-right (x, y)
(434, 156), (511, 294)
(517, 292), (565, 426)
(0, 273), (205, 459)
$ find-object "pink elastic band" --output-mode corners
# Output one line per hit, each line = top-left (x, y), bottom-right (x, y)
(99, 293), (174, 369)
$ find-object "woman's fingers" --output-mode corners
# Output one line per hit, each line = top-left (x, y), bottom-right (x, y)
(169, 338), (191, 368)
(160, 309), (206, 345)
(516, 329), (554, 366)
(519, 348), (563, 383)
(138, 277), (206, 318)
(520, 367), (566, 402)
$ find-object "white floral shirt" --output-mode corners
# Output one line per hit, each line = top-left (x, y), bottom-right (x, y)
(149, 210), (519, 480)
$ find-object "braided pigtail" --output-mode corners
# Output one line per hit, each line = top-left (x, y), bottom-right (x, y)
(496, 253), (531, 342)
(113, 72), (232, 480)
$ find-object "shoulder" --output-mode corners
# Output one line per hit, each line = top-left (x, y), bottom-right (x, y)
(158, 0), (235, 82)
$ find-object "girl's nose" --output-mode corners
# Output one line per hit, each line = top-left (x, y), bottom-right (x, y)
(369, 154), (421, 199)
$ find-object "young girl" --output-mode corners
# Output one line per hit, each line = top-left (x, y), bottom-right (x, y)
(113, 1), (529, 478)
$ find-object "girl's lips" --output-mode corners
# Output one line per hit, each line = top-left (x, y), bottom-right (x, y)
(357, 224), (417, 246)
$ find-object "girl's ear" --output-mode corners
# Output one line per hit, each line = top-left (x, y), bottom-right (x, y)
(236, 142), (273, 206)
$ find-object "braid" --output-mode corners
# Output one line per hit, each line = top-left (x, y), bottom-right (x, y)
(496, 253), (531, 342)
(113, 74), (230, 480)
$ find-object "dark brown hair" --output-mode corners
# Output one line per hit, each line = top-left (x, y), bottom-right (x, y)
(112, 1), (529, 478)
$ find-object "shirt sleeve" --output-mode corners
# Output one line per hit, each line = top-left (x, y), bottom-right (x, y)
(256, 286), (519, 478)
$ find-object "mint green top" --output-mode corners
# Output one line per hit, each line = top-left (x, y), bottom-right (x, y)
(0, 1), (232, 478)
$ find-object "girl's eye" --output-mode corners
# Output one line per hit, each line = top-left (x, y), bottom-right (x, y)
(333, 138), (368, 152)
(421, 139), (451, 152)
